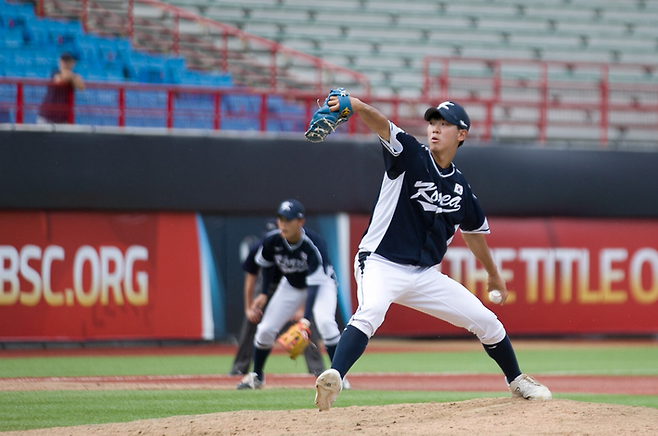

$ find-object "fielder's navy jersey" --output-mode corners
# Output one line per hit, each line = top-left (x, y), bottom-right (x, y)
(242, 239), (282, 296)
(255, 228), (334, 290)
(359, 122), (489, 267)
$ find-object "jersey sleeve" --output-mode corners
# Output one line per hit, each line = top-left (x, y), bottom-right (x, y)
(378, 121), (404, 156)
(303, 231), (331, 287)
(241, 242), (261, 275)
(254, 236), (276, 268)
(378, 122), (420, 179)
(459, 186), (491, 234)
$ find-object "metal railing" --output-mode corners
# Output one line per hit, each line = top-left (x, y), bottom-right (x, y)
(423, 57), (658, 147)
(25, 0), (658, 147)
(0, 78), (319, 131)
(3, 72), (658, 148)
(36, 0), (371, 95)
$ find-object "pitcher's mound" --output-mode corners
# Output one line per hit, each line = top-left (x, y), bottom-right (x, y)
(9, 398), (658, 436)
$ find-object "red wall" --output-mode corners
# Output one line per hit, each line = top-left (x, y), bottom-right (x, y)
(349, 216), (658, 337)
(0, 211), (203, 341)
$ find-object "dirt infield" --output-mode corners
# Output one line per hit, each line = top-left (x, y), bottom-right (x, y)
(3, 372), (658, 396)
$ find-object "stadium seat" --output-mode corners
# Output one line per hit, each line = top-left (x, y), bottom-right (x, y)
(172, 0), (658, 100)
(0, 0), (321, 132)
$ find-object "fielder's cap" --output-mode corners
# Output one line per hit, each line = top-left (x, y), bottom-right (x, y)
(424, 101), (470, 131)
(277, 199), (305, 220)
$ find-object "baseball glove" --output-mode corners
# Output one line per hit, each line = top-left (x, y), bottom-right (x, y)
(276, 319), (311, 360)
(304, 88), (353, 142)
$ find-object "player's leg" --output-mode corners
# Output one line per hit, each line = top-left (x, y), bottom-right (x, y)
(238, 279), (303, 389)
(311, 278), (341, 361)
(332, 253), (405, 376)
(303, 316), (326, 376)
(396, 268), (514, 371)
(229, 315), (257, 375)
(398, 268), (551, 400)
(316, 253), (406, 411)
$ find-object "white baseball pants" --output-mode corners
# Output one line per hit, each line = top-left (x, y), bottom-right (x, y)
(349, 253), (507, 345)
(255, 276), (341, 349)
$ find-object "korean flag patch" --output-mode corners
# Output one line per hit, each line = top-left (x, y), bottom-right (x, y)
(454, 183), (463, 195)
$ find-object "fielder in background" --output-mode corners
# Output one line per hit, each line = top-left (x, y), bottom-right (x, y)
(229, 219), (325, 377)
(308, 90), (552, 411)
(236, 199), (344, 390)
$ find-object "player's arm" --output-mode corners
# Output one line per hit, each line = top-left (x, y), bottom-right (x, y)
(242, 242), (267, 322)
(328, 96), (390, 141)
(301, 239), (325, 321)
(461, 232), (509, 304)
(243, 271), (264, 323)
(254, 239), (278, 298)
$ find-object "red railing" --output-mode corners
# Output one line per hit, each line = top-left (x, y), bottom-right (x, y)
(3, 72), (658, 147)
(27, 0), (658, 146)
(0, 78), (378, 134)
(423, 57), (658, 146)
(36, 0), (371, 96)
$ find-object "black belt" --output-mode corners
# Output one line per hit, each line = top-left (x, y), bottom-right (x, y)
(357, 251), (371, 272)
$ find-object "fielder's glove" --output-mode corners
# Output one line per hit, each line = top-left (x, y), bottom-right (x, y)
(276, 318), (311, 360)
(304, 88), (353, 142)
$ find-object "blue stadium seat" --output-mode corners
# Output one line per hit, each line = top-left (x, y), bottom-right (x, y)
(0, 108), (14, 123)
(3, 64), (25, 77)
(104, 66), (125, 82)
(222, 117), (257, 131)
(0, 2), (35, 28)
(23, 65), (50, 78)
(42, 20), (82, 52)
(166, 56), (186, 72)
(173, 115), (213, 129)
(124, 115), (166, 128)
(23, 25), (50, 47)
(0, 29), (24, 49)
(0, 0), (316, 131)
(0, 83), (16, 101)
(94, 37), (124, 63)
(74, 39), (101, 63)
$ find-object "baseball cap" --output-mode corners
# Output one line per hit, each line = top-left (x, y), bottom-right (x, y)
(423, 101), (470, 131)
(277, 199), (305, 220)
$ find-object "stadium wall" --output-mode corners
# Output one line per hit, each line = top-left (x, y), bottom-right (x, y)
(1, 130), (658, 217)
(1, 131), (657, 341)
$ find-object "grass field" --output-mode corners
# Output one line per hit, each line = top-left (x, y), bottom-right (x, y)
(1, 340), (657, 432)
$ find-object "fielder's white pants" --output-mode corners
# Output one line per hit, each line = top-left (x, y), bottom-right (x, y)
(255, 276), (341, 349)
(350, 253), (506, 345)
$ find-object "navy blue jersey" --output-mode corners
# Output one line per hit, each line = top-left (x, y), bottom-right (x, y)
(242, 242), (262, 276)
(359, 122), (489, 267)
(242, 240), (282, 296)
(255, 228), (334, 290)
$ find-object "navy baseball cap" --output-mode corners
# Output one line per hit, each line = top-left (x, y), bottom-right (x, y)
(277, 199), (305, 220)
(424, 101), (470, 131)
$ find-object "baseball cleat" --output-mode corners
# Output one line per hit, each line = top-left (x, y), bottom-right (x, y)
(509, 374), (552, 400)
(342, 376), (352, 390)
(236, 372), (264, 390)
(315, 368), (342, 411)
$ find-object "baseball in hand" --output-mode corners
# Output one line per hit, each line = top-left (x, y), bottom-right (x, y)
(488, 290), (503, 304)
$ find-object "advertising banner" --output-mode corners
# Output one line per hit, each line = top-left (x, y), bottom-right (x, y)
(0, 211), (208, 341)
(349, 216), (658, 337)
